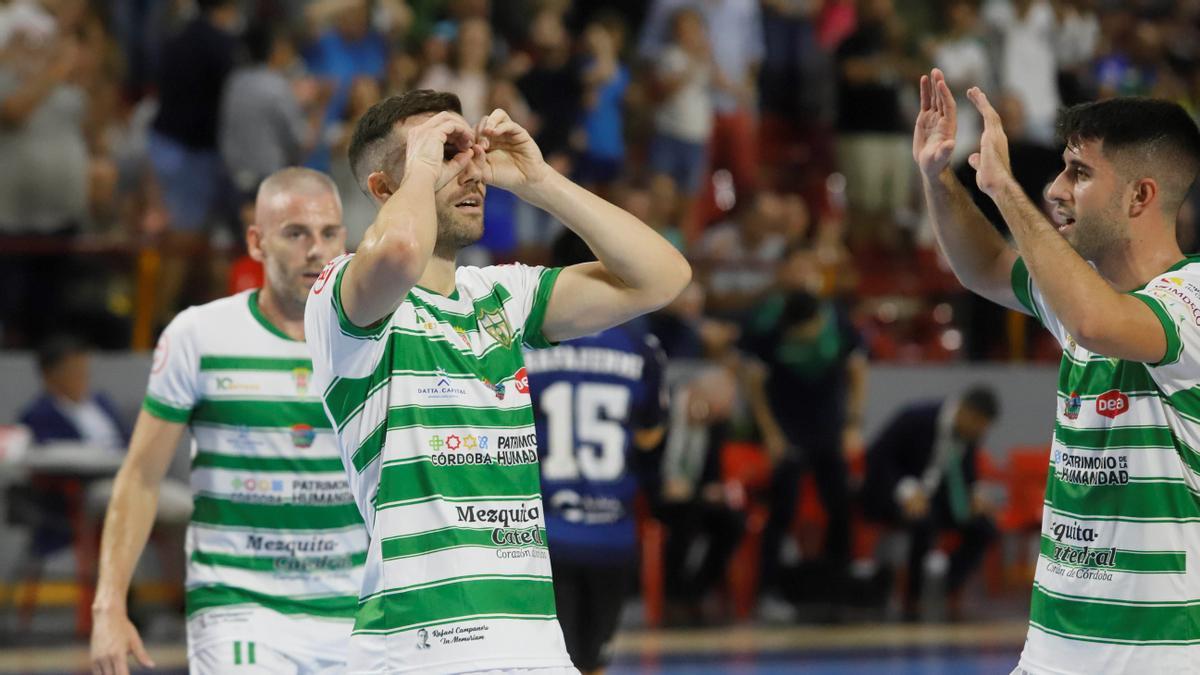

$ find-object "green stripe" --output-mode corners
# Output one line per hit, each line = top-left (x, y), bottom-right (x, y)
(191, 549), (367, 572)
(353, 577), (555, 634)
(1056, 358), (1158, 399)
(143, 394), (191, 423)
(1053, 423), (1174, 449)
(199, 356), (312, 372)
(332, 260), (390, 339)
(1130, 292), (1183, 366)
(249, 290), (300, 342)
(248, 641), (255, 666)
(234, 641), (241, 666)
(191, 496), (362, 530)
(187, 584), (357, 619)
(324, 332), (526, 429)
(376, 458), (539, 506)
(350, 420), (388, 473)
(193, 451), (345, 473)
(1048, 479), (1200, 520)
(192, 399), (332, 429)
(523, 266), (562, 349)
(1031, 583), (1200, 644)
(381, 526), (547, 560)
(1038, 536), (1186, 573)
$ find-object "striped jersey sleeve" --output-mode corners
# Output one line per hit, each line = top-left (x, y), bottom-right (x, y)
(304, 253), (390, 381)
(1132, 269), (1200, 369)
(143, 308), (201, 423)
(1011, 256), (1071, 349)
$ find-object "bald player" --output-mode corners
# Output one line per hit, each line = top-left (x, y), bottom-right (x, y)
(91, 168), (364, 675)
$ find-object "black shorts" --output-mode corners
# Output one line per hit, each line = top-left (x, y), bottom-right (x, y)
(551, 556), (634, 672)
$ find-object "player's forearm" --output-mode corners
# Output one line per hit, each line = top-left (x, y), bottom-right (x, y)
(347, 169), (439, 324)
(93, 465), (161, 614)
(523, 170), (692, 307)
(991, 178), (1126, 344)
(923, 169), (1014, 297)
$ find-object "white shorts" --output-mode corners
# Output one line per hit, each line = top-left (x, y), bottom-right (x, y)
(190, 639), (346, 675)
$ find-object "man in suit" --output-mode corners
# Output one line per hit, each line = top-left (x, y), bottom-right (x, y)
(861, 386), (999, 620)
(19, 335), (128, 449)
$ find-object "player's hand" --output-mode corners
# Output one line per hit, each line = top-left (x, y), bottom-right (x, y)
(475, 108), (551, 195)
(404, 111), (480, 191)
(91, 610), (154, 675)
(966, 87), (1014, 199)
(913, 68), (957, 180)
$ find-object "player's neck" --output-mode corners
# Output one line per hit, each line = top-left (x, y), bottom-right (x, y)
(416, 255), (458, 297)
(1094, 228), (1185, 293)
(257, 284), (306, 341)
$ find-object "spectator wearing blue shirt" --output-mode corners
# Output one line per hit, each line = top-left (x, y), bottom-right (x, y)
(576, 15), (630, 190)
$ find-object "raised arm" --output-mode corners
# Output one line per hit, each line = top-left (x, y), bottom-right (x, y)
(475, 109), (691, 342)
(915, 69), (1023, 313)
(339, 112), (480, 327)
(91, 411), (185, 675)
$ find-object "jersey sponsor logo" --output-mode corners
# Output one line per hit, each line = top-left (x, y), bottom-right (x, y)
(549, 489), (625, 525)
(291, 423), (316, 448)
(1050, 520), (1098, 544)
(152, 334), (169, 374)
(496, 432), (537, 450)
(455, 325), (471, 347)
(490, 524), (544, 547)
(1048, 542), (1117, 568)
(229, 476), (352, 504)
(312, 254), (347, 295)
(215, 376), (260, 392)
(1053, 451), (1129, 486)
(244, 535), (356, 576)
(429, 433), (489, 451)
(416, 371), (469, 401)
(477, 307), (514, 348)
(1063, 391), (1082, 420)
(228, 426), (265, 452)
(245, 534), (340, 554)
(514, 367), (529, 395)
(455, 503), (540, 527)
(429, 431), (494, 467)
(232, 476), (284, 493)
(1095, 390), (1129, 419)
(496, 448), (538, 466)
(1148, 280), (1200, 326)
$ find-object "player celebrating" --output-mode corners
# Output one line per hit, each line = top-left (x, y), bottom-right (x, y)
(304, 90), (690, 672)
(91, 168), (364, 675)
(915, 69), (1200, 673)
(525, 231), (669, 675)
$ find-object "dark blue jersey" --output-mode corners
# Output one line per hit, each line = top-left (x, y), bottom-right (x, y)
(525, 323), (668, 564)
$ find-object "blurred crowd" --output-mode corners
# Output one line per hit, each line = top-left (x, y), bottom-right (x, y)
(0, 0), (1199, 358)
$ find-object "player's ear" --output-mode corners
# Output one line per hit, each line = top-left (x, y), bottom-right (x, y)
(246, 225), (265, 262)
(1127, 177), (1157, 218)
(367, 171), (395, 204)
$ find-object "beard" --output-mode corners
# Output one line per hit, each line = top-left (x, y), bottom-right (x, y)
(1065, 197), (1130, 262)
(265, 258), (313, 313)
(433, 201), (484, 259)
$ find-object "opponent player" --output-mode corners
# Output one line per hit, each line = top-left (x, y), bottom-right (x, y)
(91, 168), (364, 675)
(526, 231), (669, 675)
(915, 68), (1200, 673)
(304, 90), (690, 672)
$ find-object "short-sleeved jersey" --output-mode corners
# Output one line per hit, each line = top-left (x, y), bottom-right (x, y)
(305, 254), (575, 674)
(1011, 257), (1200, 674)
(525, 324), (668, 565)
(142, 290), (365, 662)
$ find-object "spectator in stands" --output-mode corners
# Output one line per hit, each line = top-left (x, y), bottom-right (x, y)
(575, 13), (630, 193)
(329, 74), (383, 249)
(220, 22), (325, 203)
(655, 367), (746, 625)
(18, 334), (128, 449)
(983, 0), (1059, 145)
(647, 7), (713, 201)
(1093, 19), (1164, 99)
(697, 191), (791, 322)
(639, 0), (763, 235)
(930, 0), (992, 164)
(416, 17), (492, 123)
(302, 0), (389, 169)
(148, 0), (239, 233)
(860, 386), (1000, 621)
(834, 0), (922, 250)
(1053, 0), (1100, 106)
(741, 286), (868, 617)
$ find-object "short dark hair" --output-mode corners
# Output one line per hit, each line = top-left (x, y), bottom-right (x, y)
(243, 22), (289, 64)
(37, 335), (88, 374)
(961, 385), (1000, 420)
(347, 90), (463, 191)
(1057, 98), (1200, 209)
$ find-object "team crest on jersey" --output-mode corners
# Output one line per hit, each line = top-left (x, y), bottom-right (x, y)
(291, 423), (315, 448)
(292, 367), (310, 396)
(477, 307), (513, 348)
(1064, 391), (1082, 420)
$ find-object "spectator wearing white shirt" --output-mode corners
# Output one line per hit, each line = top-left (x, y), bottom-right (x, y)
(983, 0), (1060, 145)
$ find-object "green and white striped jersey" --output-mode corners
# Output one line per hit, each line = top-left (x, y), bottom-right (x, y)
(143, 290), (366, 662)
(1012, 257), (1200, 674)
(305, 254), (575, 674)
